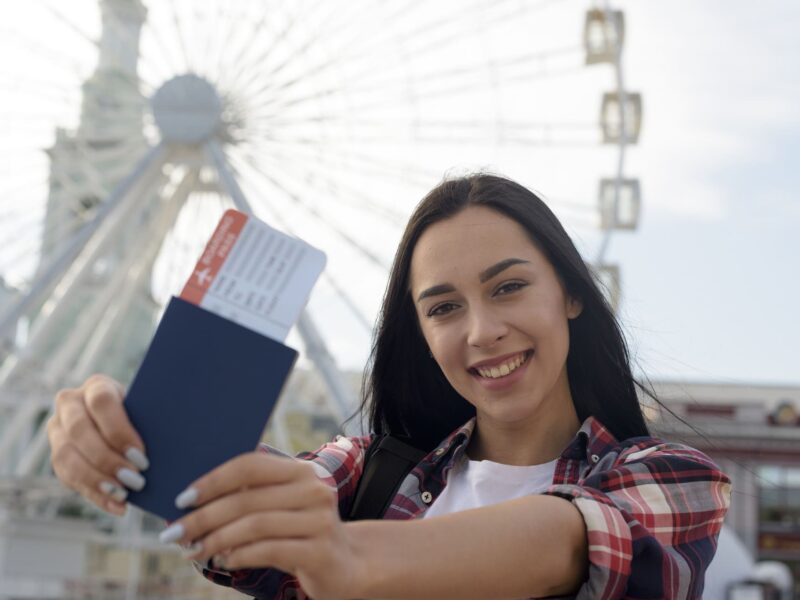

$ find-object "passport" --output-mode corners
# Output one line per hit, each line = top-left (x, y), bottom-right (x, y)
(123, 297), (297, 520)
(122, 209), (325, 520)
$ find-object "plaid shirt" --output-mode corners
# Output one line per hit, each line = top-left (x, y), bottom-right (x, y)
(203, 417), (731, 599)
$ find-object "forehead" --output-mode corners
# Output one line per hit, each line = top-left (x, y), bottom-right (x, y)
(409, 205), (547, 287)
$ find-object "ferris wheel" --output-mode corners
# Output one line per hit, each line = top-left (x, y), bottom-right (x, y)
(0, 0), (642, 485)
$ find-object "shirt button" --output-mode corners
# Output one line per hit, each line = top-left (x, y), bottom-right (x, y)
(421, 491), (433, 504)
(590, 454), (600, 464)
(434, 447), (446, 456)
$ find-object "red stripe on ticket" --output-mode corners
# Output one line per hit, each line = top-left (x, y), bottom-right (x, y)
(180, 209), (248, 305)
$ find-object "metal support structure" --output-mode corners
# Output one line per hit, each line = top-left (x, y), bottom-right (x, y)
(0, 143), (166, 356)
(0, 401), (40, 474)
(595, 2), (642, 281)
(0, 158), (169, 390)
(206, 138), (358, 429)
(11, 173), (201, 478)
(71, 170), (199, 383)
(41, 169), (196, 389)
(595, 3), (627, 265)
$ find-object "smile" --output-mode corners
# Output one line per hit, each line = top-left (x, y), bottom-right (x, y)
(470, 350), (533, 379)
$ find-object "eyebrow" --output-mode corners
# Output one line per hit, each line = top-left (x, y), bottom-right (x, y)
(415, 258), (530, 302)
(478, 257), (530, 283)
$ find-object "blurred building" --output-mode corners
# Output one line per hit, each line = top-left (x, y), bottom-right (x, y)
(650, 380), (800, 596)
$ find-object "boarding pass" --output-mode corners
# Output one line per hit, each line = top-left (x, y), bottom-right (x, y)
(180, 209), (326, 341)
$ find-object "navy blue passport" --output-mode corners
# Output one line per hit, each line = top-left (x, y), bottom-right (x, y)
(124, 297), (298, 520)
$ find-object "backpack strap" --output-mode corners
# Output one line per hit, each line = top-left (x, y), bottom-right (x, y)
(347, 435), (427, 521)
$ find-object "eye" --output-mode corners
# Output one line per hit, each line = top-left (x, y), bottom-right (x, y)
(427, 302), (459, 317)
(494, 281), (528, 296)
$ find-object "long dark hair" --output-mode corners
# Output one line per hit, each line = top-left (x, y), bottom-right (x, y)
(358, 174), (649, 451)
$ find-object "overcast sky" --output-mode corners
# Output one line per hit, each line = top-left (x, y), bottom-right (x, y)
(0, 1), (797, 387)
(608, 0), (799, 385)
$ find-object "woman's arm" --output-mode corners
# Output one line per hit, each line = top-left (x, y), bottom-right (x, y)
(348, 494), (587, 600)
(172, 453), (586, 600)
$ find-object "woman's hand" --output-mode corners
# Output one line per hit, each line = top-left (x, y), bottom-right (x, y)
(48, 374), (150, 515)
(163, 452), (365, 600)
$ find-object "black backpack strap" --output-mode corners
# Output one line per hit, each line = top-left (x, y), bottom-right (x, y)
(347, 435), (427, 521)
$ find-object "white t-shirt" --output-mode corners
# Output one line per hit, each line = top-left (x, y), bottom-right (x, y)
(421, 454), (558, 519)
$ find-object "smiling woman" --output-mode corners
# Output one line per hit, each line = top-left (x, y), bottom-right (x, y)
(48, 174), (731, 599)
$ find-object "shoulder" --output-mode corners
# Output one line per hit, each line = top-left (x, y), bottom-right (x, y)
(260, 434), (374, 488)
(598, 435), (729, 483)
(577, 417), (728, 483)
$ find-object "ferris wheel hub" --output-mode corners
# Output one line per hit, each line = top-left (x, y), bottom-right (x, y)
(151, 74), (222, 145)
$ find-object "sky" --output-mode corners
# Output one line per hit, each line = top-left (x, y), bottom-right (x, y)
(608, 0), (800, 385)
(0, 0), (798, 387)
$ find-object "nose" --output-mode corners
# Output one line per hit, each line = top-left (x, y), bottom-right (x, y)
(466, 304), (508, 348)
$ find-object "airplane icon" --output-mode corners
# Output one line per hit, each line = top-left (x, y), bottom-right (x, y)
(194, 267), (213, 286)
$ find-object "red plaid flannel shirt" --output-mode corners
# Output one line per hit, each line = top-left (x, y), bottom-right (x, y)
(202, 416), (731, 599)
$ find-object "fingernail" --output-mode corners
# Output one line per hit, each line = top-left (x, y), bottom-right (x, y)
(159, 523), (185, 544)
(180, 541), (204, 558)
(117, 467), (146, 491)
(125, 447), (150, 471)
(99, 481), (128, 503)
(175, 486), (199, 509)
(212, 554), (227, 570)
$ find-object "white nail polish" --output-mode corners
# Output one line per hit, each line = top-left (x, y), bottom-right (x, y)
(117, 467), (146, 491)
(212, 554), (227, 570)
(99, 481), (128, 503)
(175, 486), (199, 509)
(180, 541), (203, 557)
(125, 447), (150, 471)
(159, 523), (185, 544)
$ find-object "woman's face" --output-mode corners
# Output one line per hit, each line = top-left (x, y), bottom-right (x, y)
(409, 205), (582, 428)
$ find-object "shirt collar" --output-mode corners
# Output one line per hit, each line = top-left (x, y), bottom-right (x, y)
(430, 415), (620, 467)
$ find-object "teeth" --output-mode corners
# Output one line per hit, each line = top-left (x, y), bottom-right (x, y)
(476, 352), (528, 379)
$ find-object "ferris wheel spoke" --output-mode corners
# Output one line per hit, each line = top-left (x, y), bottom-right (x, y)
(319, 272), (375, 333)
(229, 150), (391, 272)
(0, 72), (82, 99)
(369, 0), (560, 67)
(36, 2), (98, 50)
(141, 15), (185, 81)
(230, 143), (407, 226)
(224, 0), (371, 101)
(363, 44), (583, 94)
(207, 3), (267, 86)
(240, 150), (398, 264)
(234, 174), (375, 334)
(167, 0), (193, 74)
(241, 135), (440, 193)
(230, 0), (395, 109)
(216, 3), (307, 101)
(0, 220), (75, 278)
(34, 2), (152, 97)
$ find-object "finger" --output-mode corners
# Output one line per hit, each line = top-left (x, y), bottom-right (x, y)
(180, 453), (310, 508)
(82, 375), (148, 467)
(51, 441), (130, 513)
(193, 508), (334, 560)
(215, 539), (310, 574)
(164, 481), (333, 545)
(55, 392), (142, 482)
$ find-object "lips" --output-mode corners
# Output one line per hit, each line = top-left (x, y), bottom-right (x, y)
(469, 350), (533, 379)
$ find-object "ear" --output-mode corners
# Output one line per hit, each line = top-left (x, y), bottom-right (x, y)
(566, 296), (583, 320)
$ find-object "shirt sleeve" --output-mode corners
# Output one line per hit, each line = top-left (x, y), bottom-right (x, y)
(543, 442), (731, 600)
(197, 435), (373, 600)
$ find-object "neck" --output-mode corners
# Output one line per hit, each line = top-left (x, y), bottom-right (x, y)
(466, 373), (581, 466)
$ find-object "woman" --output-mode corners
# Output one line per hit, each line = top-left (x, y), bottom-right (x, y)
(48, 174), (730, 599)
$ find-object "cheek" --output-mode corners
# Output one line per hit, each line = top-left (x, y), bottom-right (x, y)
(426, 327), (461, 366)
